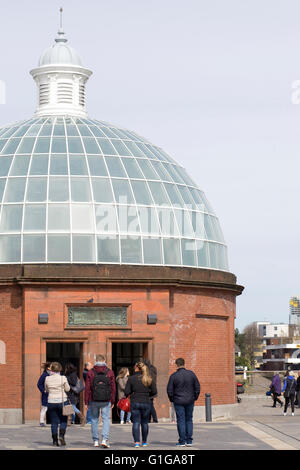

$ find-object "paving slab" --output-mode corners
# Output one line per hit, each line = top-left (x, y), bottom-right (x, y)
(1, 394), (299, 453)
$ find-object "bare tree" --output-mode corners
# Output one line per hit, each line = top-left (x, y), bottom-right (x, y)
(243, 322), (261, 367)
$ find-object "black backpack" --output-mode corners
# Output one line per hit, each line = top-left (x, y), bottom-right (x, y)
(92, 369), (111, 402)
(284, 377), (296, 398)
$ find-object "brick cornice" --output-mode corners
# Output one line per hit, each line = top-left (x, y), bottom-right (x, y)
(0, 264), (244, 295)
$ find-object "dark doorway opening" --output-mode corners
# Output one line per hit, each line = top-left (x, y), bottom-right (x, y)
(46, 342), (83, 424)
(112, 342), (148, 423)
(46, 342), (82, 373)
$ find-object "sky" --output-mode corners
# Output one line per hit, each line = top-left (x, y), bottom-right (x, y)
(1, 0), (300, 331)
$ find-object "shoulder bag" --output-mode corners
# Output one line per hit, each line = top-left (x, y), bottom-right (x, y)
(61, 377), (74, 416)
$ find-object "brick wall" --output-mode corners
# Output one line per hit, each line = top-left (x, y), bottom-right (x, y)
(23, 285), (171, 421)
(0, 285), (23, 411)
(170, 288), (236, 406)
(0, 265), (242, 422)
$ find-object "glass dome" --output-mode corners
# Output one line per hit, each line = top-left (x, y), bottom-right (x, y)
(0, 116), (228, 270)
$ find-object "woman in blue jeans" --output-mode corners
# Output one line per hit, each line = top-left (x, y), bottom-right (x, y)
(125, 362), (157, 448)
(44, 362), (70, 446)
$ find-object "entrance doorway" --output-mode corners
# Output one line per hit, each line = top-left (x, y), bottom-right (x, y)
(46, 342), (82, 374)
(46, 342), (83, 423)
(112, 342), (148, 423)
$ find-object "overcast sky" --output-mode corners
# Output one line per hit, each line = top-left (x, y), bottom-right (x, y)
(1, 0), (300, 331)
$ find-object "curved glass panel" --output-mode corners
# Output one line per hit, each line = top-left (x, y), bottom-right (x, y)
(0, 116), (228, 269)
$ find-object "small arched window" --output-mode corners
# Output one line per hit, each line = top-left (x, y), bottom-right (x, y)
(0, 340), (6, 364)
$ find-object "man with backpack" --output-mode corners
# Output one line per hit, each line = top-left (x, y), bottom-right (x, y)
(84, 354), (116, 448)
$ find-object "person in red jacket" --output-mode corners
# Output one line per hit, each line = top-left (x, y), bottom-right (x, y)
(84, 354), (116, 448)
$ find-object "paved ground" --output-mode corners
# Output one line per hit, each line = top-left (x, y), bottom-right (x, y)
(1, 394), (300, 452)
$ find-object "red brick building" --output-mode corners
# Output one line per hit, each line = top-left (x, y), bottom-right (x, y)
(0, 22), (243, 424)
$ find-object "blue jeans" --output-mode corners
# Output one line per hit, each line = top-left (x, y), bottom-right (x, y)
(47, 402), (68, 436)
(120, 410), (131, 422)
(86, 405), (92, 423)
(174, 403), (194, 444)
(130, 402), (151, 443)
(90, 401), (111, 442)
(71, 403), (81, 423)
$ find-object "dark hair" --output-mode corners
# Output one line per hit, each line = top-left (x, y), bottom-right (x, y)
(42, 362), (51, 372)
(175, 358), (185, 367)
(65, 363), (77, 376)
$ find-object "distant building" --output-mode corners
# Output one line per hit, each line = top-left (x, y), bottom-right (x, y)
(254, 322), (293, 368)
(289, 297), (300, 326)
(255, 321), (270, 337)
(255, 321), (289, 339)
(235, 344), (241, 358)
(262, 337), (300, 371)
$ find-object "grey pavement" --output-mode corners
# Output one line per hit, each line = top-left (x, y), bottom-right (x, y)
(1, 395), (300, 451)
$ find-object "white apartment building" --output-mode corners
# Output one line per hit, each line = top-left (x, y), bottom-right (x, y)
(255, 322), (289, 338)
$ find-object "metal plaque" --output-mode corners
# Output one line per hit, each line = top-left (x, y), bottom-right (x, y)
(68, 306), (127, 326)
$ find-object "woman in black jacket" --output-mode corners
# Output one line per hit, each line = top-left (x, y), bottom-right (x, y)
(65, 363), (86, 426)
(125, 361), (157, 448)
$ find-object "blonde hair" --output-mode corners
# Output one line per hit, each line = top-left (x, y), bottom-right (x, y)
(136, 361), (152, 387)
(117, 367), (129, 380)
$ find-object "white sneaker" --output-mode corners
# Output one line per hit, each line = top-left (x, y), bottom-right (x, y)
(283, 412), (287, 416)
(101, 439), (110, 448)
(120, 421), (124, 424)
(292, 413), (295, 416)
(94, 440), (99, 447)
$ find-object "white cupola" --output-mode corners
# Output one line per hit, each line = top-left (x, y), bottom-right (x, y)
(30, 9), (92, 118)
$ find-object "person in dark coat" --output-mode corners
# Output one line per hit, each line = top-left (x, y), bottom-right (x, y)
(167, 358), (200, 447)
(37, 362), (51, 427)
(125, 361), (157, 447)
(65, 363), (86, 426)
(269, 373), (283, 408)
(282, 371), (297, 416)
(144, 359), (158, 423)
(83, 361), (93, 424)
(83, 361), (93, 382)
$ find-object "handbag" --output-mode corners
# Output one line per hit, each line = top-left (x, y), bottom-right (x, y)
(117, 397), (131, 412)
(61, 377), (74, 416)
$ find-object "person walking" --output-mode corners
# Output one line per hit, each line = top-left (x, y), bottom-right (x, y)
(167, 358), (200, 447)
(83, 361), (93, 382)
(282, 371), (297, 416)
(116, 367), (131, 424)
(65, 363), (86, 426)
(83, 361), (93, 424)
(144, 359), (158, 423)
(37, 362), (51, 427)
(84, 354), (116, 448)
(44, 362), (70, 446)
(125, 361), (157, 448)
(269, 372), (283, 408)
